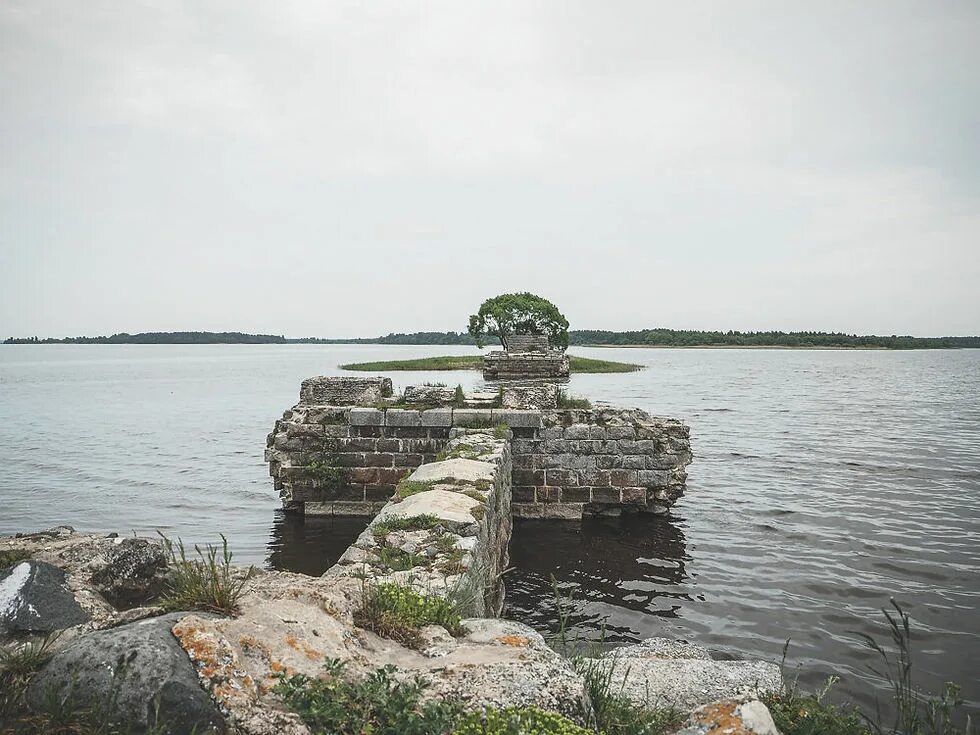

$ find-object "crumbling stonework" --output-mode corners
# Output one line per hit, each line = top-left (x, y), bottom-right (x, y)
(299, 376), (392, 406)
(483, 350), (570, 380)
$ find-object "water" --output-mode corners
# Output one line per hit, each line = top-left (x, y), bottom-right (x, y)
(1, 344), (978, 717)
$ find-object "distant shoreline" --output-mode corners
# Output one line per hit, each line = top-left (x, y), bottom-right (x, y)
(4, 329), (979, 350)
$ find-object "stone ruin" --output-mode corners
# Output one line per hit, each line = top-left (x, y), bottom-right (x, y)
(482, 333), (570, 380)
(265, 376), (692, 520)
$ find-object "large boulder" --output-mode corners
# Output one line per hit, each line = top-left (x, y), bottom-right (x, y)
(27, 612), (225, 734)
(1, 560), (90, 638)
(597, 637), (782, 712)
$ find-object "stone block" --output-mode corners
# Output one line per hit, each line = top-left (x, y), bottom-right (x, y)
(375, 488), (482, 528)
(349, 408), (385, 426)
(511, 503), (543, 518)
(501, 385), (558, 410)
(543, 439), (568, 453)
(365, 484), (396, 501)
(595, 455), (622, 469)
(621, 487), (647, 505)
(537, 453), (566, 469)
(618, 440), (640, 453)
(539, 426), (563, 440)
(607, 425), (636, 440)
(538, 503), (585, 520)
(536, 486), (562, 503)
(394, 453), (424, 467)
(452, 409), (495, 428)
(545, 469), (578, 487)
(622, 455), (647, 469)
(490, 409), (543, 429)
(340, 437), (378, 452)
(362, 453), (394, 467)
(385, 409), (422, 427)
(512, 454), (534, 469)
(564, 424), (591, 440)
(386, 426), (426, 439)
(592, 487), (622, 503)
(378, 467), (411, 485)
(512, 486), (536, 503)
(638, 470), (671, 488)
(420, 408), (454, 427)
(513, 469), (545, 486)
(350, 468), (379, 484)
(408, 458), (496, 484)
(579, 469), (611, 487)
(611, 469), (638, 487)
(589, 426), (608, 440)
(562, 486), (592, 503)
(376, 438), (401, 452)
(300, 376), (392, 406)
(512, 439), (543, 454)
(636, 439), (657, 453)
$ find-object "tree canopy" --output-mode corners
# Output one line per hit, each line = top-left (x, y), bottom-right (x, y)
(467, 292), (569, 349)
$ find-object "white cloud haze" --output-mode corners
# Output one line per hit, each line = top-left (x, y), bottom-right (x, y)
(1, 0), (978, 337)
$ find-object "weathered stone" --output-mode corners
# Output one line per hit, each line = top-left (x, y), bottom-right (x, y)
(408, 458), (496, 484)
(383, 489), (481, 528)
(670, 698), (780, 735)
(500, 385), (558, 410)
(349, 408), (385, 426)
(89, 537), (169, 609)
(420, 408), (454, 427)
(299, 376), (392, 406)
(27, 612), (225, 734)
(384, 409), (422, 427)
(491, 409), (543, 428)
(607, 637), (711, 660)
(1, 560), (90, 638)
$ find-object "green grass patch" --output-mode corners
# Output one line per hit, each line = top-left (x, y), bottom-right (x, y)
(454, 705), (594, 734)
(159, 534), (252, 616)
(340, 354), (642, 373)
(556, 389), (592, 410)
(275, 659), (461, 735)
(375, 547), (431, 572)
(567, 355), (642, 373)
(395, 479), (437, 500)
(371, 514), (440, 539)
(353, 583), (466, 649)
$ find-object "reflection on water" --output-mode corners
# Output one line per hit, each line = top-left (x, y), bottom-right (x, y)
(506, 515), (690, 645)
(266, 511), (367, 576)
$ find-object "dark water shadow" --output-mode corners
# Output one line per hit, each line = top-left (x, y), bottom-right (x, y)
(504, 514), (691, 645)
(266, 511), (368, 576)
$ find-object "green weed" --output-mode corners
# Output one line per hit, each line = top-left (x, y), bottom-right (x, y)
(158, 534), (251, 616)
(353, 583), (466, 649)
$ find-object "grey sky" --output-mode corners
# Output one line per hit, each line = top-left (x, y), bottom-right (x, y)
(1, 1), (978, 338)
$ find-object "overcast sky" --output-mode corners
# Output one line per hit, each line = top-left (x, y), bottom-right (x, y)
(1, 1), (978, 338)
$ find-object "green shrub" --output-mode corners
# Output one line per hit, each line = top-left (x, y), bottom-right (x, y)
(453, 706), (592, 734)
(159, 534), (251, 615)
(493, 423), (510, 440)
(454, 384), (467, 407)
(276, 659), (462, 735)
(762, 682), (868, 735)
(375, 546), (431, 572)
(305, 460), (348, 489)
(353, 583), (466, 649)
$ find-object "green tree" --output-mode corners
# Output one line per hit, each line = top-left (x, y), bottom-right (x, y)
(467, 292), (569, 349)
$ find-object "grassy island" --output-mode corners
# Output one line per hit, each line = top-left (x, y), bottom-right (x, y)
(339, 354), (643, 373)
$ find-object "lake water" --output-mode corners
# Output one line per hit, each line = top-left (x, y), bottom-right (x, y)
(1, 344), (977, 717)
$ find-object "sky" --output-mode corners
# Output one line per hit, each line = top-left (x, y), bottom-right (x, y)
(1, 1), (978, 338)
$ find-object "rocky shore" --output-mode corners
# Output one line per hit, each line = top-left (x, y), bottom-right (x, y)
(3, 467), (783, 734)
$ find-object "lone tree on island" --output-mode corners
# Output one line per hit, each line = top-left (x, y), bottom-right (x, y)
(467, 292), (569, 350)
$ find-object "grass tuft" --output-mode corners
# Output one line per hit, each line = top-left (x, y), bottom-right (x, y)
(395, 479), (437, 500)
(158, 533), (251, 616)
(275, 659), (461, 735)
(371, 514), (440, 539)
(353, 582), (466, 649)
(0, 549), (31, 569)
(556, 389), (592, 410)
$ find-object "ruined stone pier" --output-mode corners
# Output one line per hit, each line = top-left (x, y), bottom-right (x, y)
(266, 377), (692, 520)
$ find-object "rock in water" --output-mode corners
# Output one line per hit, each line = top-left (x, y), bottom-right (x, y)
(27, 612), (225, 734)
(0, 560), (90, 638)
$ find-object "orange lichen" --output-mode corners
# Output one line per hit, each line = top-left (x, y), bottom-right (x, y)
(495, 634), (531, 647)
(691, 701), (752, 735)
(285, 634), (300, 649)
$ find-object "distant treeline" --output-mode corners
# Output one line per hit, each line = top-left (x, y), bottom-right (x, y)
(3, 332), (287, 344)
(5, 329), (979, 348)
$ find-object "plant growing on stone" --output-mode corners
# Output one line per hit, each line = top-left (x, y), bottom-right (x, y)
(159, 533), (252, 616)
(305, 460), (349, 490)
(467, 292), (569, 350)
(395, 479), (436, 500)
(556, 389), (591, 410)
(454, 384), (467, 407)
(454, 705), (594, 735)
(371, 514), (441, 539)
(275, 658), (462, 735)
(0, 548), (31, 569)
(353, 582), (466, 649)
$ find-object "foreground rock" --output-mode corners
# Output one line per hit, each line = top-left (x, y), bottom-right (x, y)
(671, 697), (781, 735)
(27, 612), (225, 734)
(0, 560), (90, 638)
(599, 638), (782, 712)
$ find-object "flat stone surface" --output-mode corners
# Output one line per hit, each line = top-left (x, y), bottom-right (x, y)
(605, 637), (712, 661)
(671, 698), (780, 735)
(408, 458), (495, 484)
(27, 612), (224, 733)
(1, 560), (90, 638)
(600, 657), (782, 711)
(380, 489), (481, 527)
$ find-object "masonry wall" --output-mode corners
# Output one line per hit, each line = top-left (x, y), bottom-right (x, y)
(483, 351), (570, 379)
(267, 404), (691, 519)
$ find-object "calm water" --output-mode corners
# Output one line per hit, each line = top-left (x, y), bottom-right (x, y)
(1, 344), (978, 717)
